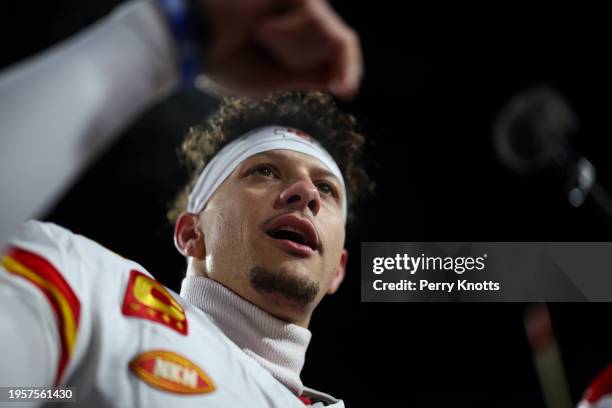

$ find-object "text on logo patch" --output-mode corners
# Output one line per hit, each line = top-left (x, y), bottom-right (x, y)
(130, 350), (215, 394)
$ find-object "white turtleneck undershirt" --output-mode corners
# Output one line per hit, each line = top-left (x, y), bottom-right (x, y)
(180, 275), (312, 396)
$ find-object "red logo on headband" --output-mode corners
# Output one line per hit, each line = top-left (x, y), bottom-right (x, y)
(274, 127), (313, 142)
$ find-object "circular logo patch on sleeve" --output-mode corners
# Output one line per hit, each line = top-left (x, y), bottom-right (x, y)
(129, 350), (216, 394)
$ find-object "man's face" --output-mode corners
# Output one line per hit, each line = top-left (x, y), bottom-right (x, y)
(196, 149), (347, 322)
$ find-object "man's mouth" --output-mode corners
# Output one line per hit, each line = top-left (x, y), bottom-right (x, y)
(265, 214), (319, 256)
(268, 227), (310, 246)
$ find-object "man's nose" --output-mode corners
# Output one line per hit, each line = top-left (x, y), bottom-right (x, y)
(276, 178), (321, 216)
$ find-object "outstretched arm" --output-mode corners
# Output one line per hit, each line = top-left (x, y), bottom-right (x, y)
(0, 0), (363, 249)
(0, 0), (178, 249)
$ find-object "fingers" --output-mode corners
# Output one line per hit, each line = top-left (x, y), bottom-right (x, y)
(311, 0), (363, 99)
(328, 27), (363, 100)
(255, 0), (363, 99)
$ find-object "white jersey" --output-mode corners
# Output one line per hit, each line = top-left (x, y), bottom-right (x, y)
(0, 221), (344, 407)
(577, 364), (612, 408)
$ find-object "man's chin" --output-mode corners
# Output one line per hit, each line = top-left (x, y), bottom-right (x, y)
(247, 265), (320, 308)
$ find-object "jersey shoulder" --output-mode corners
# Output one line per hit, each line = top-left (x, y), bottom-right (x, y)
(7, 219), (151, 283)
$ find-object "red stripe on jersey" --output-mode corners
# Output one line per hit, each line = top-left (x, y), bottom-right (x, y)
(2, 247), (81, 386)
(584, 363), (612, 403)
(299, 395), (312, 405)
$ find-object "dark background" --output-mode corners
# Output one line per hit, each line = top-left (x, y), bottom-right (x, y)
(3, 1), (612, 406)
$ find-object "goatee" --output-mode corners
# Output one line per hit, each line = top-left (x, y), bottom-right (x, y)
(248, 266), (319, 307)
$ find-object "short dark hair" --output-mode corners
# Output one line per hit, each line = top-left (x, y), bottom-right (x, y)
(168, 91), (373, 224)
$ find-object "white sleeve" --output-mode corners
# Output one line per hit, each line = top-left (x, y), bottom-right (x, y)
(0, 221), (92, 390)
(0, 279), (60, 388)
(0, 0), (179, 250)
(0, 221), (86, 407)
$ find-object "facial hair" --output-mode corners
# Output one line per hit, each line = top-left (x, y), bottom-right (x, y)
(248, 265), (319, 307)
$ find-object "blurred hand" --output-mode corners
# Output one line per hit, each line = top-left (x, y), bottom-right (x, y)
(200, 0), (363, 99)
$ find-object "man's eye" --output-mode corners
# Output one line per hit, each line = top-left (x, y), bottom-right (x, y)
(251, 164), (275, 177)
(317, 182), (335, 196)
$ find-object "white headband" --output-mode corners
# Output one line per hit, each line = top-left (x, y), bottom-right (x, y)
(187, 126), (348, 221)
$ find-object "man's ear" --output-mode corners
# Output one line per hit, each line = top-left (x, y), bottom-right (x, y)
(327, 249), (348, 295)
(174, 212), (205, 259)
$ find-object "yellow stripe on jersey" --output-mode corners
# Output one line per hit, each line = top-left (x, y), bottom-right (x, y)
(2, 248), (81, 385)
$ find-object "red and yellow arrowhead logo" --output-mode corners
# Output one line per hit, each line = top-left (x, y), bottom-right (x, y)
(122, 270), (188, 335)
(130, 350), (216, 394)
